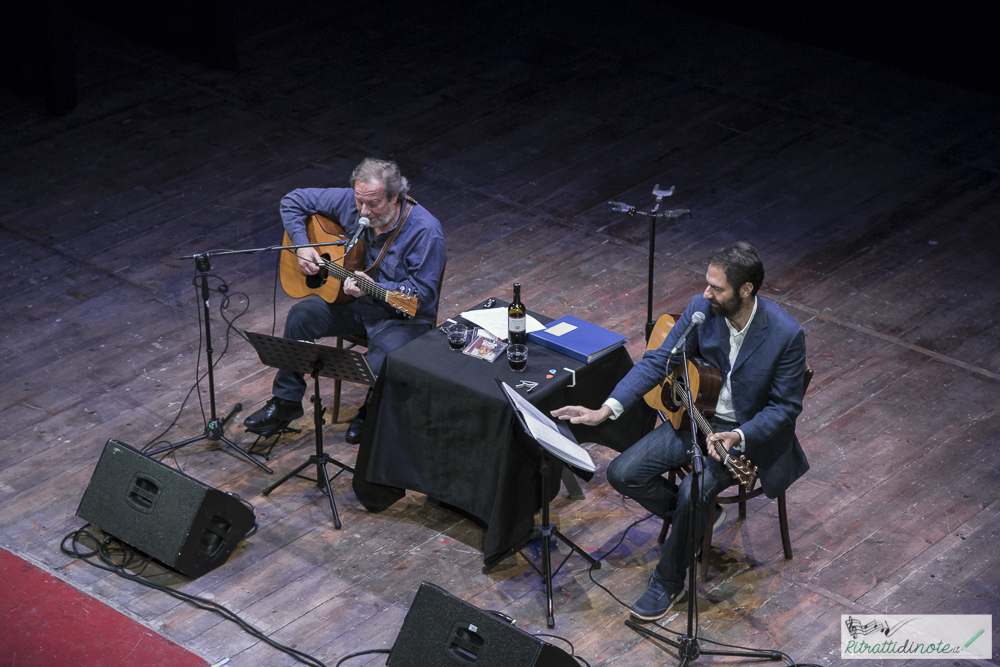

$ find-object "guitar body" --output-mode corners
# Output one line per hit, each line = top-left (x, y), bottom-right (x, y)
(641, 314), (723, 430)
(279, 214), (365, 304)
(642, 313), (679, 413)
(662, 357), (723, 431)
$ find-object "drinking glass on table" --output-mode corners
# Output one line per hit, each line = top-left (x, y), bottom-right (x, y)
(446, 324), (469, 350)
(507, 343), (527, 372)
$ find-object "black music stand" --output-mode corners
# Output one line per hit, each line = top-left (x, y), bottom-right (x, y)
(487, 379), (601, 628)
(246, 331), (376, 529)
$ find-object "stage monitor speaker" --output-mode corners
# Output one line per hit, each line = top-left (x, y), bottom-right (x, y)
(388, 582), (579, 667)
(76, 439), (255, 578)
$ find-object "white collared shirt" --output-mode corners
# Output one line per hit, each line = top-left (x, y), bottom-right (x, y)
(715, 296), (757, 421)
(716, 297), (757, 450)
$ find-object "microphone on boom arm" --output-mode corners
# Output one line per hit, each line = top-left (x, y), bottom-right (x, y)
(344, 216), (371, 254)
(669, 311), (706, 356)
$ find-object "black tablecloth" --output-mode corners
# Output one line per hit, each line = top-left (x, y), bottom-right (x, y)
(351, 307), (654, 564)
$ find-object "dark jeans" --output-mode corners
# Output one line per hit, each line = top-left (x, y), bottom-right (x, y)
(607, 417), (737, 588)
(272, 297), (430, 403)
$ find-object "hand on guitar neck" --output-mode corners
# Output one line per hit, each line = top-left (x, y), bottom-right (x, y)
(296, 247), (372, 298)
(705, 431), (742, 462)
(342, 270), (374, 298)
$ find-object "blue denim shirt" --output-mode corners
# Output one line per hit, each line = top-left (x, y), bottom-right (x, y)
(280, 187), (447, 337)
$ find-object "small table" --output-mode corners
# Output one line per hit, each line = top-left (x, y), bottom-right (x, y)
(352, 305), (653, 564)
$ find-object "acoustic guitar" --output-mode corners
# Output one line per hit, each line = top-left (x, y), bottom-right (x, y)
(642, 314), (757, 490)
(279, 213), (419, 318)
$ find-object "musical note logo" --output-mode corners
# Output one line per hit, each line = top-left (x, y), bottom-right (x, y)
(844, 615), (917, 639)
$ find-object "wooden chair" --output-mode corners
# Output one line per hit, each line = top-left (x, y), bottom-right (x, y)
(657, 365), (813, 581)
(331, 333), (371, 423)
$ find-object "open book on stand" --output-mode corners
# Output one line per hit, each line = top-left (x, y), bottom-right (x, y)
(500, 381), (595, 474)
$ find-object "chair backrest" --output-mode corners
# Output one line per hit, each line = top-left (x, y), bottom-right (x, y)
(803, 365), (814, 396)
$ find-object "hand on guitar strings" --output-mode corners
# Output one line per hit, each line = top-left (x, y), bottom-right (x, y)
(705, 431), (741, 461)
(295, 246), (323, 275)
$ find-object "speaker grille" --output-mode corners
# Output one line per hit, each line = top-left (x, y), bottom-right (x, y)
(388, 582), (577, 667)
(76, 440), (254, 578)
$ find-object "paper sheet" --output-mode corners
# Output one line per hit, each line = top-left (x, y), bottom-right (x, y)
(501, 382), (595, 473)
(461, 307), (546, 341)
(543, 321), (577, 336)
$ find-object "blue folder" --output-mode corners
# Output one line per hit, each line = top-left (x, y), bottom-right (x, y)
(527, 315), (626, 363)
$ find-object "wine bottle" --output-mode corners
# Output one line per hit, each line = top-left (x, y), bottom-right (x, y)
(508, 283), (527, 344)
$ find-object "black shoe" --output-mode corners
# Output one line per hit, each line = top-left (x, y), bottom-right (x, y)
(630, 577), (685, 622)
(244, 397), (304, 433)
(344, 404), (367, 445)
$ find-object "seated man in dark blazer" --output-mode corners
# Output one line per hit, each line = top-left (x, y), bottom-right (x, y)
(552, 241), (808, 621)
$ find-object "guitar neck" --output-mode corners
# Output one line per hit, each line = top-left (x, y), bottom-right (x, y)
(674, 381), (729, 459)
(322, 258), (390, 302)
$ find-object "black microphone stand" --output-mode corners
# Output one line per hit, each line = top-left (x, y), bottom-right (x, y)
(147, 240), (348, 471)
(625, 344), (781, 665)
(607, 185), (691, 342)
(148, 253), (272, 472)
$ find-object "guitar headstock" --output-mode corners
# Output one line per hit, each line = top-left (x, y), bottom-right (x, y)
(732, 455), (758, 490)
(387, 286), (418, 318)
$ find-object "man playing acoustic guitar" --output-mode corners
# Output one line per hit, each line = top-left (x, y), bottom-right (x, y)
(244, 158), (447, 443)
(552, 242), (808, 621)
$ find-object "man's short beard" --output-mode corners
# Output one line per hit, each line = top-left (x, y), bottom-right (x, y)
(712, 292), (743, 319)
(370, 205), (397, 229)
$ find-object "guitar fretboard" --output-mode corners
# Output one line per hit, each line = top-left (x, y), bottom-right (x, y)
(320, 258), (390, 302)
(672, 378), (744, 477)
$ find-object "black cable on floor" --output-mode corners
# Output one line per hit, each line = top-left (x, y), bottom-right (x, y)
(61, 526), (328, 667)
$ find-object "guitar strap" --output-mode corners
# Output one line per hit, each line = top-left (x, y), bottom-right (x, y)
(364, 195), (416, 275)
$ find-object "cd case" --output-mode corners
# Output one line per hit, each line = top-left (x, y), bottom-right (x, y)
(462, 329), (508, 362)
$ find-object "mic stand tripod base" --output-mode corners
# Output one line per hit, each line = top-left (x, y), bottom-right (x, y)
(624, 620), (782, 662)
(148, 403), (274, 474)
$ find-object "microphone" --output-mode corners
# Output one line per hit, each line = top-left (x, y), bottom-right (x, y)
(669, 311), (706, 355)
(344, 216), (370, 253)
(608, 201), (635, 214)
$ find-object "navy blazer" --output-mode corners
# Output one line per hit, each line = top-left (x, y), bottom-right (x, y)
(609, 295), (810, 498)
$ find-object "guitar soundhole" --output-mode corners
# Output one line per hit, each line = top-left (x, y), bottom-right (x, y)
(305, 253), (331, 289)
(670, 381), (686, 410)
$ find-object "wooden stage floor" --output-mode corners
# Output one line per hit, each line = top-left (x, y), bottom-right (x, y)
(2, 1), (998, 665)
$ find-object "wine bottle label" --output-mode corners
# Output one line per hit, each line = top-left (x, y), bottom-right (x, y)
(508, 317), (526, 332)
